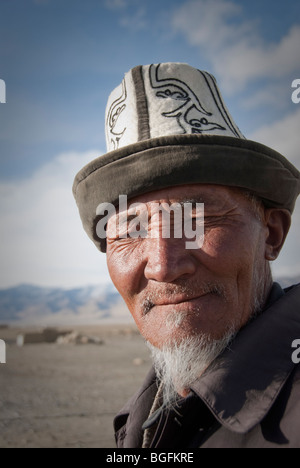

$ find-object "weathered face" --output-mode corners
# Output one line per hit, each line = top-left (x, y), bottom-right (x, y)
(106, 184), (271, 349)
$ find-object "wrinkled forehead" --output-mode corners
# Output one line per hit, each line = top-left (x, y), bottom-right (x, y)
(117, 184), (248, 213)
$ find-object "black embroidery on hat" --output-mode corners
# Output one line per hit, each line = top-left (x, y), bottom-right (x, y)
(149, 64), (226, 135)
(199, 70), (244, 138)
(106, 78), (127, 150)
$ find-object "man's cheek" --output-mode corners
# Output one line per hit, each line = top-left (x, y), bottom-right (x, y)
(201, 232), (238, 269)
(107, 255), (143, 304)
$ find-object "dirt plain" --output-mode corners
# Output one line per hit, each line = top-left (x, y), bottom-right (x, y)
(0, 324), (152, 448)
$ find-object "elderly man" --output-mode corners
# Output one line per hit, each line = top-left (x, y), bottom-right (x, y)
(73, 63), (300, 448)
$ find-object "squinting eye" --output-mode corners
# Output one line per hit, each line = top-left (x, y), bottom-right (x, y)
(108, 217), (149, 240)
(127, 222), (149, 238)
(128, 229), (148, 239)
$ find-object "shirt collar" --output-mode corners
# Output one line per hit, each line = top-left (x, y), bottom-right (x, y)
(190, 283), (300, 433)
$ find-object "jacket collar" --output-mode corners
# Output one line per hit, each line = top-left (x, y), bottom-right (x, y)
(190, 283), (300, 433)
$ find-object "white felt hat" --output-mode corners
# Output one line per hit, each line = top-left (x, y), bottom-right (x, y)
(105, 62), (244, 152)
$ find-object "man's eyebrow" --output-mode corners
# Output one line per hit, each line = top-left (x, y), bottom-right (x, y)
(178, 196), (220, 208)
(178, 197), (205, 205)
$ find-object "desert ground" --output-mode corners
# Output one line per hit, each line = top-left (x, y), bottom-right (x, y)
(0, 324), (152, 448)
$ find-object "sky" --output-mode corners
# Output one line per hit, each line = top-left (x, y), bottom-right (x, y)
(0, 0), (300, 289)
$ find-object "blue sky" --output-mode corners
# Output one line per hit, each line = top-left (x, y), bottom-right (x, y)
(0, 0), (300, 288)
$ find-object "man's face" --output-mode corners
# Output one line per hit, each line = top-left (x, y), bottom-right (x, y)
(106, 184), (270, 349)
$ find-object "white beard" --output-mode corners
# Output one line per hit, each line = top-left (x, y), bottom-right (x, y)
(147, 326), (235, 409)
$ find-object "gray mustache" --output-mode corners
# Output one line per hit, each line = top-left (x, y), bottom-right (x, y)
(141, 282), (226, 316)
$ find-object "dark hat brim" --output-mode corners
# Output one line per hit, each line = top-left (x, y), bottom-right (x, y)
(73, 134), (300, 252)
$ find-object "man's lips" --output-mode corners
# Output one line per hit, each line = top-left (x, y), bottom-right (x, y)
(153, 293), (209, 307)
(142, 293), (212, 315)
(141, 284), (226, 316)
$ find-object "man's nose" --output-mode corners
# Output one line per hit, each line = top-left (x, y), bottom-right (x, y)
(144, 236), (197, 283)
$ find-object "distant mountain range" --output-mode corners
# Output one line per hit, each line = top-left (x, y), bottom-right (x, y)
(0, 277), (299, 326)
(0, 283), (131, 326)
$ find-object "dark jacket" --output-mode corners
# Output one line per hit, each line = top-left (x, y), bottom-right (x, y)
(114, 283), (300, 448)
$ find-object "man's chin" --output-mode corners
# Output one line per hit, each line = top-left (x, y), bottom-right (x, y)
(141, 309), (234, 349)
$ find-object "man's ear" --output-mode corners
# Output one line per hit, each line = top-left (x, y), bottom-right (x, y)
(264, 209), (292, 261)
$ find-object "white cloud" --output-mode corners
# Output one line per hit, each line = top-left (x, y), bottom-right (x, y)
(104, 0), (147, 31)
(249, 107), (300, 168)
(241, 82), (292, 111)
(172, 0), (248, 50)
(0, 150), (111, 289)
(172, 0), (300, 94)
(214, 26), (300, 94)
(120, 7), (147, 31)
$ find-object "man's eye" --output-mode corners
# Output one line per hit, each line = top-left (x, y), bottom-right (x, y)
(127, 222), (148, 238)
(128, 229), (148, 238)
(109, 215), (149, 240)
(185, 215), (204, 223)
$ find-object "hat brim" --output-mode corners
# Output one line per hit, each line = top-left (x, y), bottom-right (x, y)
(73, 134), (300, 252)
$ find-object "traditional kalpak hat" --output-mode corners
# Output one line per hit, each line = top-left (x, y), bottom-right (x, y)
(73, 63), (300, 252)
